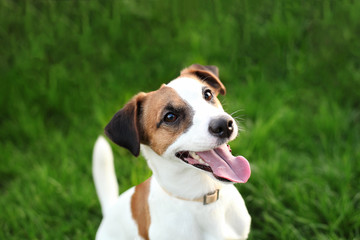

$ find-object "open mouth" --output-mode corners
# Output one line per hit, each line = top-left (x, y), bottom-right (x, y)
(175, 144), (251, 183)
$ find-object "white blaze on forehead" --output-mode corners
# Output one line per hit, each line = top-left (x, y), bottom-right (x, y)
(167, 77), (202, 102)
(167, 77), (224, 111)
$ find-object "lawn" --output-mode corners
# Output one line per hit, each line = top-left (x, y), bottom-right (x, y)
(1, 0), (359, 239)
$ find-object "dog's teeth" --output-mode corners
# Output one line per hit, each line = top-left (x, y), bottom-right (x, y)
(190, 152), (200, 160)
(189, 152), (209, 166)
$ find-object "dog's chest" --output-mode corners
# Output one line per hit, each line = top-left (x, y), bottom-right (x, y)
(149, 202), (227, 240)
(146, 181), (238, 240)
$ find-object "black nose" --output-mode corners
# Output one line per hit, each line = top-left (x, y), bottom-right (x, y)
(208, 117), (234, 138)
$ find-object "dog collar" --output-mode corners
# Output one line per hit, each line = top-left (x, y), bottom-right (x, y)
(162, 188), (220, 205)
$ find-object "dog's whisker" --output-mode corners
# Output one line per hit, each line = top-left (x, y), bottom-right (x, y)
(233, 116), (244, 121)
(230, 109), (243, 116)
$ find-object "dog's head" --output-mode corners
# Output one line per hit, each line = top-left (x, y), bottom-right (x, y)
(105, 64), (250, 184)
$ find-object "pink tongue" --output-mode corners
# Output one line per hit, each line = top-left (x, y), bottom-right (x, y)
(196, 145), (251, 183)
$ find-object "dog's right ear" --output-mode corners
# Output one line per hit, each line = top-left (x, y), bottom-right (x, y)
(104, 93), (146, 157)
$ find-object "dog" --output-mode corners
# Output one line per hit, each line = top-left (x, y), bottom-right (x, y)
(92, 64), (251, 240)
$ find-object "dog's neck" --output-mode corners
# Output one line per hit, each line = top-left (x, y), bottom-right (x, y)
(141, 145), (225, 200)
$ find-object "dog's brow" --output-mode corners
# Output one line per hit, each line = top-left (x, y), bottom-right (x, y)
(164, 104), (186, 113)
(158, 101), (187, 113)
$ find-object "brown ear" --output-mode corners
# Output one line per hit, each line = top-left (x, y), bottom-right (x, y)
(181, 64), (226, 95)
(104, 93), (146, 157)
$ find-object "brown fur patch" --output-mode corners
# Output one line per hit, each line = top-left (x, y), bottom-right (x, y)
(180, 64), (226, 95)
(131, 178), (152, 240)
(139, 86), (193, 155)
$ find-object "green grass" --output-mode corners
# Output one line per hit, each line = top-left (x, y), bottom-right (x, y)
(1, 0), (359, 239)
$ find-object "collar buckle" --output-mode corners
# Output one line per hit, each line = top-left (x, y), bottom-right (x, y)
(203, 189), (220, 205)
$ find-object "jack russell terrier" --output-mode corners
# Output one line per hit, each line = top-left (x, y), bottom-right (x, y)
(92, 64), (251, 240)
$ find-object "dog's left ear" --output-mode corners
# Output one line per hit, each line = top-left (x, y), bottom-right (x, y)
(104, 93), (146, 157)
(181, 64), (226, 95)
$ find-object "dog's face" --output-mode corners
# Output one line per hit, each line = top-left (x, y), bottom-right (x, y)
(105, 64), (250, 184)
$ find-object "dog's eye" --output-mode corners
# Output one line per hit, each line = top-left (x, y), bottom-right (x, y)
(164, 112), (178, 123)
(204, 89), (213, 101)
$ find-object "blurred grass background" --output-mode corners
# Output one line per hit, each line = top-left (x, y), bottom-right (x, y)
(1, 0), (359, 239)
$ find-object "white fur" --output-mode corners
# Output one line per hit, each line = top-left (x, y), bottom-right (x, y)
(93, 77), (251, 239)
